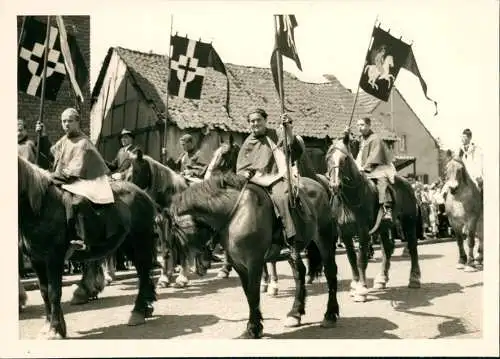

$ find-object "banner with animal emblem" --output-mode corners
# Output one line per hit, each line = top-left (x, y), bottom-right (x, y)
(359, 26), (410, 101)
(18, 16), (88, 101)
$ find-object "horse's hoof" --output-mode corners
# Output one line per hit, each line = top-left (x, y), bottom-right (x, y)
(456, 263), (465, 270)
(373, 281), (386, 290)
(284, 315), (301, 327)
(260, 283), (268, 293)
(70, 295), (89, 305)
(157, 280), (170, 289)
(353, 294), (367, 302)
(237, 330), (260, 339)
(46, 329), (64, 340)
(320, 318), (337, 328)
(464, 265), (477, 273)
(356, 285), (369, 296)
(217, 271), (229, 279)
(408, 280), (421, 289)
(267, 281), (278, 296)
(145, 304), (154, 318)
(306, 275), (313, 284)
(127, 311), (146, 326)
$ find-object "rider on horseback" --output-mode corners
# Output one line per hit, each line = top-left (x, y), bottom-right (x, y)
(347, 117), (396, 221)
(176, 134), (207, 181)
(236, 108), (304, 242)
(36, 108), (117, 254)
(458, 128), (483, 197)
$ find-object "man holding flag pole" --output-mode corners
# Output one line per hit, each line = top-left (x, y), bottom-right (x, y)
(235, 15), (306, 246)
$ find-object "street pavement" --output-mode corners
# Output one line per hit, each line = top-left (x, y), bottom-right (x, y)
(19, 240), (483, 340)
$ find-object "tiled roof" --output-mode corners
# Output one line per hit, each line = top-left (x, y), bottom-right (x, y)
(100, 47), (395, 139)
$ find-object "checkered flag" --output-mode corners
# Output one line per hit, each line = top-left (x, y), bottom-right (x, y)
(17, 16), (88, 101)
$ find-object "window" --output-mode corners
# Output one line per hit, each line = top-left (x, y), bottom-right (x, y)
(399, 134), (407, 153)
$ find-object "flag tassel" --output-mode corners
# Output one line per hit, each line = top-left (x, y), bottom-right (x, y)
(273, 15), (295, 208)
(35, 15), (51, 166)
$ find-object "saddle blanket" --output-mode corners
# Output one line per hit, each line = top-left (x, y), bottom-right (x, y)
(61, 175), (114, 204)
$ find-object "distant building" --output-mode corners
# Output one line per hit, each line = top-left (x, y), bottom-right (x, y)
(17, 16), (91, 143)
(91, 47), (439, 182)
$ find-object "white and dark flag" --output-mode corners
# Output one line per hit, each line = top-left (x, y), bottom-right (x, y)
(168, 35), (228, 103)
(17, 16), (88, 101)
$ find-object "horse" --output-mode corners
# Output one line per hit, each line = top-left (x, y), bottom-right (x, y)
(164, 171), (339, 338)
(123, 150), (203, 288)
(364, 55), (395, 91)
(326, 138), (421, 302)
(444, 157), (483, 271)
(18, 156), (158, 339)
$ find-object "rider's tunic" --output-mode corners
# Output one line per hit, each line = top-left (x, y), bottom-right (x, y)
(236, 128), (303, 239)
(354, 130), (396, 204)
(51, 131), (113, 204)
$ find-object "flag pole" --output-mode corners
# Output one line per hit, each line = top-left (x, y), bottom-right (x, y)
(162, 14), (173, 164)
(347, 15), (379, 129)
(17, 16), (27, 54)
(274, 15), (295, 208)
(35, 15), (52, 166)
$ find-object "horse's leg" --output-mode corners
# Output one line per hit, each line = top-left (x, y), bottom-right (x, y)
(374, 224), (394, 290)
(343, 234), (362, 297)
(402, 218), (421, 288)
(70, 260), (104, 305)
(314, 231), (340, 328)
(19, 278), (27, 311)
(103, 254), (115, 285)
(217, 251), (232, 279)
(31, 259), (52, 337)
(454, 229), (468, 270)
(266, 262), (279, 296)
(234, 262), (264, 339)
(352, 230), (371, 302)
(126, 232), (156, 326)
(464, 228), (477, 272)
(45, 255), (67, 339)
(285, 246), (307, 327)
(260, 264), (269, 293)
(174, 262), (190, 288)
(157, 247), (172, 288)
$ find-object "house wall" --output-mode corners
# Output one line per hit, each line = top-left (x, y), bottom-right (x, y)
(17, 16), (91, 144)
(372, 90), (440, 183)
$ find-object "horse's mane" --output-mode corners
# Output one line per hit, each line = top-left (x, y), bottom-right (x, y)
(171, 172), (246, 221)
(142, 155), (188, 199)
(18, 156), (52, 214)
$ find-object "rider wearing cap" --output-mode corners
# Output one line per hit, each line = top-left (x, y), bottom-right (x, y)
(458, 128), (483, 196)
(108, 128), (140, 180)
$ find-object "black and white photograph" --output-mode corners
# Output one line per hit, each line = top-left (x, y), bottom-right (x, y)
(4, 0), (499, 357)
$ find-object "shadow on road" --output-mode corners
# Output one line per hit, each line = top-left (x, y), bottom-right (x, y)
(369, 282), (464, 311)
(267, 316), (399, 339)
(74, 313), (220, 339)
(389, 253), (444, 262)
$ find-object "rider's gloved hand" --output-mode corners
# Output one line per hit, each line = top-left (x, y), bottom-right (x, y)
(241, 169), (255, 180)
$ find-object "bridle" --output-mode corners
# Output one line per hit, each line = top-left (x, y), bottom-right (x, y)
(328, 145), (364, 209)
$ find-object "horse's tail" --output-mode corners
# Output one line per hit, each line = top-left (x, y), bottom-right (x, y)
(306, 241), (323, 281)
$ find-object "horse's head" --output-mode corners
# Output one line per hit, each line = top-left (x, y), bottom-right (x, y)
(445, 157), (468, 194)
(326, 140), (354, 194)
(124, 149), (152, 190)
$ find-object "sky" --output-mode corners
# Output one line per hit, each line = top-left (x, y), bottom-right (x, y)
(86, 1), (498, 150)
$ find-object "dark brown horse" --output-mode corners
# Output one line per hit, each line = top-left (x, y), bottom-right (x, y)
(18, 156), (157, 339)
(165, 172), (339, 338)
(326, 138), (421, 302)
(123, 150), (208, 288)
(444, 157), (483, 271)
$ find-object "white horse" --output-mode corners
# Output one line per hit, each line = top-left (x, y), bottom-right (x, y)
(364, 55), (395, 90)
